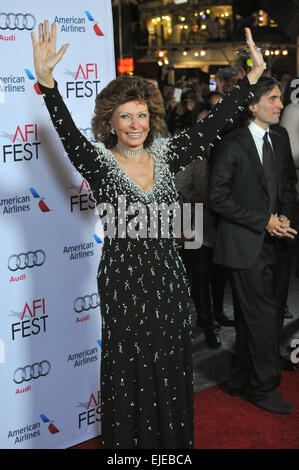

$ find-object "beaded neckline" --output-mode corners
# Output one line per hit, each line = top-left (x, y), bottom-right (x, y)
(116, 143), (144, 157)
(94, 144), (158, 195)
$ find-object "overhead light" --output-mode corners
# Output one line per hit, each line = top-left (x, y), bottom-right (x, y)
(282, 49), (288, 55)
(200, 50), (206, 56)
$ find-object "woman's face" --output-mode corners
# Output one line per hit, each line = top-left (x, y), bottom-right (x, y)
(110, 100), (150, 151)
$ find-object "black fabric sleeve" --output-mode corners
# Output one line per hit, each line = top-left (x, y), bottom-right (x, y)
(38, 81), (107, 189)
(165, 76), (255, 174)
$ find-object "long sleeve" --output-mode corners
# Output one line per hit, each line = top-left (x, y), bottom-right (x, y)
(150, 77), (254, 175)
(38, 81), (108, 190)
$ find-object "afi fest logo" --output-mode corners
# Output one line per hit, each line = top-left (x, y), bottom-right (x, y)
(64, 63), (101, 98)
(10, 298), (48, 341)
(77, 390), (101, 429)
(1, 123), (42, 163)
(68, 178), (96, 212)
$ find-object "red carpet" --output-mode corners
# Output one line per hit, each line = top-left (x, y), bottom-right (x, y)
(194, 370), (299, 449)
(70, 371), (299, 449)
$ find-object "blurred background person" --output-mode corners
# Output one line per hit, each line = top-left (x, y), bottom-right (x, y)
(216, 67), (237, 94)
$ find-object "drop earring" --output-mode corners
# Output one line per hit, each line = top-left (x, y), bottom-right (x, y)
(111, 128), (115, 135)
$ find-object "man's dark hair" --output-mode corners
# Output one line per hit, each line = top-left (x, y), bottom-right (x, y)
(238, 75), (280, 126)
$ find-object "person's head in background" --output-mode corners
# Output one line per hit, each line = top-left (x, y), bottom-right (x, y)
(279, 71), (293, 98)
(198, 71), (210, 99)
(181, 89), (199, 111)
(216, 67), (237, 94)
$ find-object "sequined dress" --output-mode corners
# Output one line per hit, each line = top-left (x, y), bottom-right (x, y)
(40, 78), (253, 449)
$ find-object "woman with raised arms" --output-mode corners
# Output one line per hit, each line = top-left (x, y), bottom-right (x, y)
(31, 21), (264, 449)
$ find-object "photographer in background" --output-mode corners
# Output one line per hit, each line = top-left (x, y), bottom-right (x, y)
(216, 67), (237, 94)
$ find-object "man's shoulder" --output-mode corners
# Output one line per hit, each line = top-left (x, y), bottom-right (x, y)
(270, 124), (289, 142)
(223, 126), (248, 139)
(215, 126), (248, 149)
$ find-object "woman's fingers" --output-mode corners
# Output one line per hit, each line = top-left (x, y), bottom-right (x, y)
(44, 19), (50, 42)
(245, 27), (254, 47)
(38, 22), (44, 43)
(56, 43), (69, 63)
(51, 22), (56, 45)
(31, 31), (37, 47)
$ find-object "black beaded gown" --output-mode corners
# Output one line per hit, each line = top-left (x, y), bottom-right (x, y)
(40, 78), (254, 449)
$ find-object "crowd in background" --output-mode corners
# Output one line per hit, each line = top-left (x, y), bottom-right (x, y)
(142, 63), (299, 350)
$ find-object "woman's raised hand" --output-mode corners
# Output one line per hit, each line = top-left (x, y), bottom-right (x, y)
(245, 28), (265, 84)
(31, 20), (69, 88)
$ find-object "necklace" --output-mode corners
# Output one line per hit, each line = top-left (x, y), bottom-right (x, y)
(116, 143), (144, 157)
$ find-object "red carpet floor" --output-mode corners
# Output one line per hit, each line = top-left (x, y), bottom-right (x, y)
(70, 370), (299, 450)
(194, 370), (299, 449)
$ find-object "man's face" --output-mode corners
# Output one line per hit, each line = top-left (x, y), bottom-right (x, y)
(249, 85), (284, 129)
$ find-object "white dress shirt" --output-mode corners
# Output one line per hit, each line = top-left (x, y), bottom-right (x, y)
(248, 120), (273, 164)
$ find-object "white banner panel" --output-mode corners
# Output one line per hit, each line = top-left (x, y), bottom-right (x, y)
(0, 0), (115, 449)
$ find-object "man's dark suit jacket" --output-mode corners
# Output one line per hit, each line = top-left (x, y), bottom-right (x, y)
(208, 125), (297, 269)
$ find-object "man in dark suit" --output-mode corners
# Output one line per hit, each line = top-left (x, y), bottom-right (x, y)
(209, 76), (298, 414)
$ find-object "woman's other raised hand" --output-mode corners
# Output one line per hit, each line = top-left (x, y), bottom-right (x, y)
(31, 20), (69, 88)
(245, 27), (265, 84)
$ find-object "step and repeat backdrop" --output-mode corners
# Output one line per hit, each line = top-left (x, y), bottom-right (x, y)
(0, 0), (115, 449)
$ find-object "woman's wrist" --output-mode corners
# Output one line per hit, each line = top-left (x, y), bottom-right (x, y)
(247, 68), (263, 85)
(37, 74), (55, 88)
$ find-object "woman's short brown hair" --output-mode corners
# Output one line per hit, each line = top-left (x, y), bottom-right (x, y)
(91, 76), (166, 148)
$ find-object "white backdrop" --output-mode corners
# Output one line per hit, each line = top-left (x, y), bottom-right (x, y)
(0, 0), (115, 449)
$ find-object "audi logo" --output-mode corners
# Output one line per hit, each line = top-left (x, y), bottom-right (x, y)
(74, 293), (100, 313)
(14, 361), (51, 384)
(0, 13), (36, 30)
(8, 250), (46, 271)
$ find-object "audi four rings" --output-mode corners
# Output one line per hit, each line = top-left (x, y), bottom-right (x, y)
(8, 250), (46, 271)
(74, 294), (100, 313)
(0, 13), (36, 30)
(13, 361), (51, 384)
